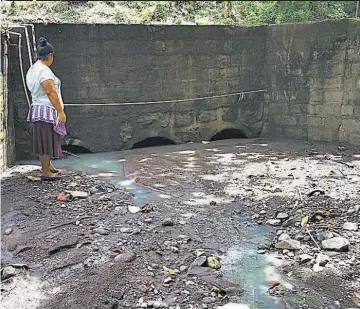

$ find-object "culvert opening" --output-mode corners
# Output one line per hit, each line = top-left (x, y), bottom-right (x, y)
(210, 129), (247, 141)
(62, 145), (92, 154)
(132, 137), (176, 149)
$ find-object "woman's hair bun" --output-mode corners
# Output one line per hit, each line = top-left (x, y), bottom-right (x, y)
(38, 37), (47, 47)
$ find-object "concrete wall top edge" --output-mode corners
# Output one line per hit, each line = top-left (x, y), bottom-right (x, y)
(27, 17), (355, 28)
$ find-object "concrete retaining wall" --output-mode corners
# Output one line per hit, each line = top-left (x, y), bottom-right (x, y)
(263, 19), (360, 145)
(9, 24), (266, 159)
(5, 19), (360, 163)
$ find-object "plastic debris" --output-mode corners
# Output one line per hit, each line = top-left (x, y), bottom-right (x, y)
(128, 204), (153, 214)
(301, 215), (309, 227)
(9, 263), (30, 269)
(57, 192), (71, 202)
(66, 190), (89, 199)
(269, 280), (280, 289)
(110, 290), (123, 300)
(27, 175), (41, 182)
(168, 268), (175, 275)
(202, 141), (211, 145)
(310, 212), (326, 222)
(128, 206), (142, 214)
(307, 189), (325, 197)
(329, 169), (344, 178)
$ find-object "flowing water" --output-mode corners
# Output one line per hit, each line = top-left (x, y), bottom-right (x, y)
(20, 152), (155, 206)
(221, 224), (290, 308)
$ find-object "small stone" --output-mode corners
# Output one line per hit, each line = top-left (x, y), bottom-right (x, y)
(203, 297), (216, 304)
(120, 228), (133, 233)
(93, 227), (110, 235)
(259, 210), (267, 215)
(170, 246), (179, 253)
(266, 219), (282, 226)
(347, 208), (356, 215)
(210, 201), (217, 206)
(180, 266), (187, 272)
(164, 277), (173, 284)
(299, 254), (312, 264)
(275, 239), (301, 250)
(343, 222), (358, 231)
(294, 234), (304, 241)
(108, 298), (120, 309)
(257, 249), (266, 254)
(152, 301), (169, 308)
(207, 256), (221, 269)
(276, 230), (284, 236)
(1, 266), (16, 280)
(192, 255), (207, 267)
(354, 205), (360, 212)
(278, 233), (291, 241)
(322, 237), (350, 252)
(316, 231), (333, 241)
(162, 218), (174, 227)
(313, 263), (324, 272)
(114, 252), (136, 263)
(4, 228), (12, 235)
(316, 253), (330, 266)
(133, 228), (141, 235)
(276, 212), (289, 220)
(287, 251), (295, 257)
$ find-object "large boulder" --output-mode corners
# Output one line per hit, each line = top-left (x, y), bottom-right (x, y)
(275, 239), (301, 250)
(321, 237), (350, 252)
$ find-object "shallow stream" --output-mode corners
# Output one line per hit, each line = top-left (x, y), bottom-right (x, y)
(17, 141), (292, 308)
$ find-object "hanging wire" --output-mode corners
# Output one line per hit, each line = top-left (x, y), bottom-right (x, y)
(64, 89), (266, 107)
(8, 31), (31, 107)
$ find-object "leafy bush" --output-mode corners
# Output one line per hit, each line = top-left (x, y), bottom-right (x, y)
(1, 1), (358, 25)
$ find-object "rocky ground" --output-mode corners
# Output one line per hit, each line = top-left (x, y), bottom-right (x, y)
(1, 138), (360, 309)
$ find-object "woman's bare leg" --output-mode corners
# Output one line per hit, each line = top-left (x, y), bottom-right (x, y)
(50, 161), (56, 171)
(40, 155), (55, 177)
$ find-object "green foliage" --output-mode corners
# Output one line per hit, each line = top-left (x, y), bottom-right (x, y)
(1, 1), (358, 25)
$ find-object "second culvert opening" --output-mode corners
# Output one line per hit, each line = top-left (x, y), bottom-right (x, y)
(210, 129), (247, 141)
(62, 145), (92, 154)
(132, 137), (176, 149)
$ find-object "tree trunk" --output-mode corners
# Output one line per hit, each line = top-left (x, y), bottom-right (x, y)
(223, 1), (230, 18)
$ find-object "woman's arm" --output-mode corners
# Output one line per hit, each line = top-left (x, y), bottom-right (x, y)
(41, 80), (67, 124)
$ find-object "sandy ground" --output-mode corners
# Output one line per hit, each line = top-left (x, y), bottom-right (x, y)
(1, 138), (360, 309)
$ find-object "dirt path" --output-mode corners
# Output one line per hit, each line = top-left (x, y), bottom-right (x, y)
(1, 138), (360, 309)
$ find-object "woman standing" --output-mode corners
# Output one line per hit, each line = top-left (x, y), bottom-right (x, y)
(26, 37), (67, 181)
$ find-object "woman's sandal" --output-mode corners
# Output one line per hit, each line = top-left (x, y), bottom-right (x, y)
(50, 169), (59, 173)
(41, 175), (61, 182)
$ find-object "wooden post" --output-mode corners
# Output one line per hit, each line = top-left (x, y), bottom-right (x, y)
(356, 1), (359, 18)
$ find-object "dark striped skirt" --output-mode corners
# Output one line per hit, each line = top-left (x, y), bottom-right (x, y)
(32, 121), (62, 158)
